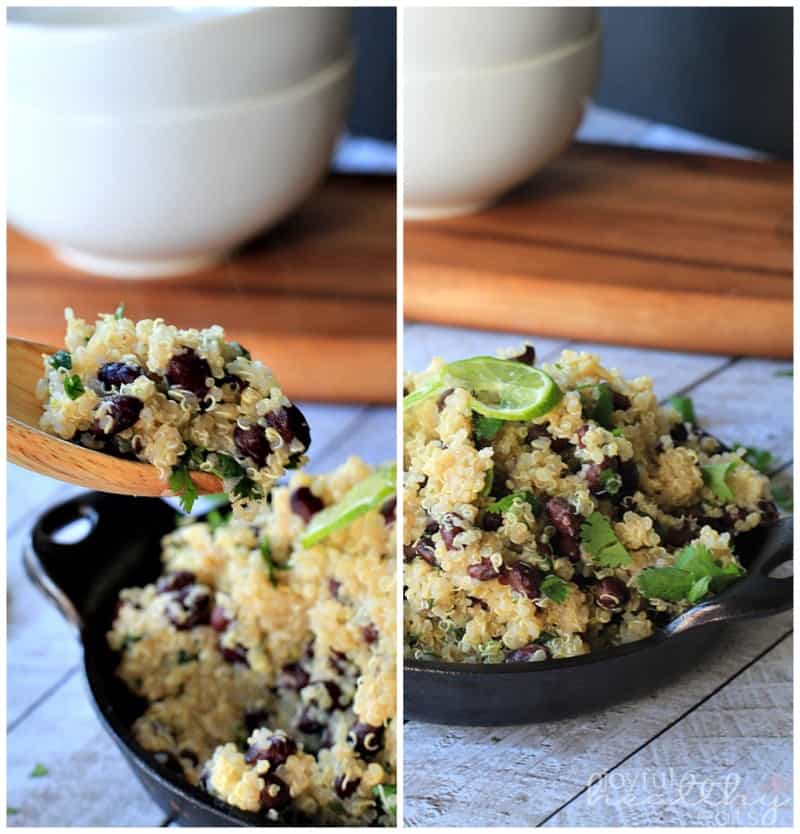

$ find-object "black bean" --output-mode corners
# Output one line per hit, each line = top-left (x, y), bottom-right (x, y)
(97, 362), (143, 388)
(277, 662), (310, 692)
(219, 373), (245, 392)
(595, 577), (628, 611)
(663, 521), (695, 548)
(168, 586), (212, 630)
(303, 680), (344, 711)
(546, 498), (581, 538)
(363, 623), (379, 644)
(166, 348), (211, 398)
(296, 709), (325, 735)
(618, 460), (640, 496)
(550, 437), (571, 454)
(481, 511), (503, 532)
(670, 423), (689, 443)
(424, 516), (440, 535)
(234, 424), (271, 468)
(409, 535), (436, 566)
(245, 733), (297, 767)
(467, 595), (490, 611)
(157, 571), (196, 594)
(260, 775), (291, 812)
(759, 500), (780, 526)
(440, 513), (464, 550)
(556, 534), (581, 562)
(585, 459), (615, 494)
(380, 496), (396, 525)
(507, 562), (540, 600)
(509, 345), (536, 365)
(179, 749), (199, 767)
(95, 394), (143, 435)
(290, 487), (324, 522)
(210, 606), (231, 632)
(467, 557), (501, 581)
(347, 722), (384, 759)
(221, 644), (249, 666)
(244, 709), (271, 734)
(612, 391), (631, 410)
(334, 774), (361, 799)
(505, 643), (549, 662)
(329, 579), (341, 599)
(265, 405), (311, 452)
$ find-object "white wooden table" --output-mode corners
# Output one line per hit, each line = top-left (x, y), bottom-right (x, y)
(403, 322), (793, 828)
(6, 402), (395, 826)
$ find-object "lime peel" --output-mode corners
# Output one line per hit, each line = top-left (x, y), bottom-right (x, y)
(301, 464), (396, 548)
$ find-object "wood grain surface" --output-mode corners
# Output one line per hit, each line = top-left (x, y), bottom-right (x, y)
(405, 144), (792, 358)
(7, 174), (396, 404)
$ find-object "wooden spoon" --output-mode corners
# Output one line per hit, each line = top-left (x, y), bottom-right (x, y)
(7, 337), (221, 497)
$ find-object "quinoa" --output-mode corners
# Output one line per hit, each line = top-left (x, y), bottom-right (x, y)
(403, 346), (779, 663)
(38, 308), (309, 516)
(107, 457), (397, 825)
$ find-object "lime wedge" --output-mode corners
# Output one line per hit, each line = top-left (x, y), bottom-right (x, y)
(300, 464), (396, 548)
(442, 357), (562, 421)
(403, 375), (444, 411)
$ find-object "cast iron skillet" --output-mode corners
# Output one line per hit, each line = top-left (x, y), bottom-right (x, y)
(405, 517), (793, 726)
(24, 491), (311, 827)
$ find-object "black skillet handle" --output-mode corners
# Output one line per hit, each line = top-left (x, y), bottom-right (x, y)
(665, 517), (793, 637)
(24, 491), (176, 634)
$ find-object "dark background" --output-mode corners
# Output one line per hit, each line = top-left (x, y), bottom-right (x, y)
(350, 6), (792, 158)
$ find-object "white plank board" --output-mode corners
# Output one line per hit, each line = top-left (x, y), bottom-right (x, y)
(546, 635), (793, 827)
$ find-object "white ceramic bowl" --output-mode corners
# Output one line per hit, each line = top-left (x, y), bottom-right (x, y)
(8, 6), (352, 114)
(8, 55), (353, 278)
(405, 6), (597, 73)
(404, 30), (601, 220)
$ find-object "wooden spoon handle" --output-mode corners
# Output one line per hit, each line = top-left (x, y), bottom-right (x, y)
(7, 417), (221, 498)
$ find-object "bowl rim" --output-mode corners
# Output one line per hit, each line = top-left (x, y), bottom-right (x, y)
(405, 24), (601, 83)
(9, 50), (354, 124)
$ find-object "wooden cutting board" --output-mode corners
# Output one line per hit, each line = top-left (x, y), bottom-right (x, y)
(405, 143), (792, 358)
(7, 174), (396, 404)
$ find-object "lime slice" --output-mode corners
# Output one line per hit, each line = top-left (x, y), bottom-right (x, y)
(442, 357), (562, 421)
(403, 375), (444, 411)
(301, 464), (396, 548)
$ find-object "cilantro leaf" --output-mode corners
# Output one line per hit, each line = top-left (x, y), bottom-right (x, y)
(169, 465), (198, 513)
(373, 784), (397, 817)
(732, 444), (773, 474)
(580, 512), (631, 567)
(114, 302), (125, 320)
(260, 538), (289, 587)
(700, 461), (738, 502)
(50, 350), (72, 370)
(598, 468), (622, 495)
(486, 491), (541, 515)
(587, 383), (614, 429)
(474, 415), (504, 442)
(687, 575), (713, 604)
(540, 574), (570, 604)
(206, 509), (230, 531)
(772, 483), (793, 512)
(481, 467), (494, 498)
(30, 764), (49, 779)
(638, 566), (693, 601)
(668, 395), (696, 424)
(63, 374), (85, 400)
(211, 453), (245, 480)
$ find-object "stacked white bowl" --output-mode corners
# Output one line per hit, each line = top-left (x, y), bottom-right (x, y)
(404, 8), (601, 220)
(8, 7), (353, 277)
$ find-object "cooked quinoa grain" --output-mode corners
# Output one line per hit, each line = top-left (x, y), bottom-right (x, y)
(404, 347), (779, 663)
(38, 309), (309, 515)
(108, 457), (396, 825)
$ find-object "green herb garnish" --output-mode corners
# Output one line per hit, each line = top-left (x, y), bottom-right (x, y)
(49, 350), (72, 370)
(233, 476), (261, 501)
(480, 467), (494, 498)
(668, 395), (696, 424)
(590, 383), (614, 429)
(580, 512), (631, 568)
(211, 453), (245, 480)
(373, 784), (397, 817)
(474, 415), (504, 442)
(598, 468), (623, 495)
(114, 302), (125, 320)
(700, 461), (738, 502)
(260, 538), (290, 587)
(63, 374), (85, 400)
(206, 509), (231, 531)
(486, 491), (541, 515)
(637, 566), (693, 602)
(540, 574), (570, 604)
(177, 649), (198, 665)
(732, 444), (773, 474)
(169, 464), (198, 514)
(30, 764), (49, 779)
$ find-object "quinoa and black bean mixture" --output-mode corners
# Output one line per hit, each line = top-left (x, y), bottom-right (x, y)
(108, 458), (397, 825)
(38, 308), (310, 516)
(404, 345), (780, 663)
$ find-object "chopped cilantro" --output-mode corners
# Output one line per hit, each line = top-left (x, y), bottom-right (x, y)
(169, 464), (198, 513)
(474, 414), (504, 442)
(772, 483), (793, 512)
(598, 468), (622, 496)
(206, 509), (231, 531)
(233, 476), (261, 501)
(589, 383), (614, 429)
(700, 461), (738, 502)
(373, 783), (397, 816)
(540, 574), (570, 604)
(480, 467), (494, 498)
(611, 427), (624, 437)
(538, 631), (556, 643)
(668, 395), (696, 424)
(63, 374), (85, 400)
(121, 633), (142, 650)
(637, 566), (693, 601)
(260, 538), (289, 587)
(638, 543), (744, 603)
(732, 444), (773, 474)
(211, 453), (245, 480)
(675, 542), (744, 592)
(774, 368), (792, 377)
(30, 764), (49, 779)
(49, 350), (72, 370)
(486, 491), (541, 515)
(177, 649), (197, 665)
(580, 512), (631, 567)
(114, 302), (125, 320)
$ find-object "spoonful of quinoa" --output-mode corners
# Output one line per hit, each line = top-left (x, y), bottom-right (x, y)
(8, 308), (310, 516)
